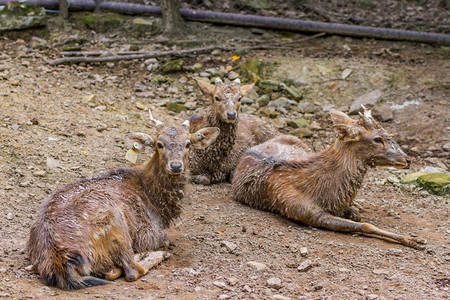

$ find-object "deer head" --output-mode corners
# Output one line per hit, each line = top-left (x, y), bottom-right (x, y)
(330, 107), (410, 169)
(195, 78), (254, 124)
(125, 110), (220, 175)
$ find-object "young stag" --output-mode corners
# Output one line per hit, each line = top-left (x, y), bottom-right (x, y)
(27, 111), (219, 290)
(232, 107), (426, 249)
(189, 78), (277, 184)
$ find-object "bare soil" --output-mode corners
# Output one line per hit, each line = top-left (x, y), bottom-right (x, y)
(1, 13), (449, 300)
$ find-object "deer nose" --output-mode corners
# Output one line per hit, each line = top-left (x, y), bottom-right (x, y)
(169, 163), (183, 173)
(226, 112), (237, 120)
(405, 157), (411, 168)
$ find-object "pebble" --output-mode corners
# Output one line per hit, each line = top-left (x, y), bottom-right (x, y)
(24, 265), (33, 271)
(272, 295), (291, 300)
(299, 247), (308, 257)
(247, 261), (268, 272)
(227, 277), (238, 286)
(297, 260), (313, 272)
(6, 213), (14, 220)
(33, 170), (46, 177)
(266, 277), (282, 289)
(19, 181), (31, 187)
(213, 281), (227, 289)
(387, 176), (400, 184)
(443, 142), (450, 152)
(218, 295), (230, 300)
(367, 294), (379, 300)
(372, 269), (389, 275)
(243, 285), (252, 293)
(228, 71), (239, 80)
(388, 249), (403, 256)
(220, 240), (237, 253)
(135, 102), (147, 110)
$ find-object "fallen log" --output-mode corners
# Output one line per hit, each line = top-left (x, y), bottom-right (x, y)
(1, 0), (449, 45)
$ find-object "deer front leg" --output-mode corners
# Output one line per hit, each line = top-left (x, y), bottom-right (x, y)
(344, 206), (361, 222)
(310, 212), (427, 250)
(192, 174), (211, 185)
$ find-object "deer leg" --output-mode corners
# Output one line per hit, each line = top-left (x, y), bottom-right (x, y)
(192, 174), (211, 185)
(133, 251), (169, 275)
(104, 267), (123, 281)
(311, 212), (426, 250)
(344, 206), (361, 222)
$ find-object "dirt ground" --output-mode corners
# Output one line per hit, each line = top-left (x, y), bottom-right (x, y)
(1, 11), (450, 300)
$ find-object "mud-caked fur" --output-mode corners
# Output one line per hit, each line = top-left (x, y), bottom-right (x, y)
(189, 78), (277, 184)
(232, 108), (426, 249)
(27, 118), (219, 290)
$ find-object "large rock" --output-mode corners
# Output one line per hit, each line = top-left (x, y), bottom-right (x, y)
(72, 12), (124, 33)
(348, 89), (383, 115)
(240, 58), (262, 83)
(0, 2), (46, 31)
(416, 173), (450, 196)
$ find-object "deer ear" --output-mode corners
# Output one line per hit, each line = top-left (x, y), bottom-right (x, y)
(240, 83), (254, 96)
(124, 132), (155, 152)
(195, 78), (216, 97)
(190, 127), (220, 149)
(330, 110), (359, 140)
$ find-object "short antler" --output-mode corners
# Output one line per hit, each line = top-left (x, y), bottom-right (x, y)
(359, 104), (374, 126)
(181, 119), (190, 132)
(232, 78), (241, 86)
(215, 78), (223, 85)
(148, 110), (165, 128)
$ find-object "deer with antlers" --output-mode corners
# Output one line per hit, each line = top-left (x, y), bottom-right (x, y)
(232, 107), (426, 249)
(189, 78), (278, 184)
(27, 111), (219, 290)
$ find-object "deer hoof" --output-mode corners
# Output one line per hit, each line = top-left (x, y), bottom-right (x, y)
(345, 206), (361, 222)
(406, 237), (427, 250)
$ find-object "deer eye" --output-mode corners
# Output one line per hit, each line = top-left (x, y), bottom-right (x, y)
(237, 97), (242, 102)
(374, 137), (384, 144)
(185, 141), (191, 148)
(214, 96), (221, 102)
(156, 142), (164, 149)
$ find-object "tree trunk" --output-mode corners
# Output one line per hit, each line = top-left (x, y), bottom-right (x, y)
(160, 0), (189, 37)
(59, 0), (69, 19)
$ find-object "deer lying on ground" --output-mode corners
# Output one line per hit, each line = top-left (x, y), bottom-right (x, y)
(27, 111), (219, 290)
(189, 78), (277, 184)
(232, 107), (426, 249)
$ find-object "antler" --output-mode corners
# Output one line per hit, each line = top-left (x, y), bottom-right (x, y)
(215, 78), (224, 85)
(181, 119), (190, 132)
(148, 109), (165, 128)
(232, 78), (241, 86)
(358, 104), (374, 126)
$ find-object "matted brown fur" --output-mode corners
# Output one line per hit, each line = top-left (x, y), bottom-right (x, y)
(232, 109), (426, 249)
(189, 78), (277, 184)
(27, 118), (219, 290)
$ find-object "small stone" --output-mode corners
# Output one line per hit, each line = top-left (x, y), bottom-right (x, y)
(388, 249), (403, 256)
(218, 295), (230, 300)
(33, 170), (46, 177)
(286, 120), (299, 128)
(228, 71), (239, 80)
(192, 63), (203, 71)
(227, 277), (238, 286)
(19, 181), (31, 187)
(372, 103), (393, 122)
(284, 85), (302, 101)
(6, 213), (14, 220)
(338, 267), (350, 272)
(272, 295), (291, 300)
(348, 89), (383, 115)
(24, 265), (34, 272)
(372, 269), (389, 275)
(213, 281), (227, 289)
(266, 277), (282, 289)
(162, 59), (184, 73)
(135, 102), (147, 110)
(194, 286), (203, 292)
(257, 94), (271, 107)
(313, 284), (323, 291)
(247, 261), (267, 272)
(443, 142), (450, 152)
(298, 102), (316, 114)
(243, 285), (252, 293)
(211, 49), (222, 56)
(297, 260), (313, 272)
(291, 127), (313, 138)
(367, 294), (378, 300)
(94, 105), (106, 111)
(106, 62), (115, 68)
(166, 102), (187, 113)
(96, 124), (108, 132)
(387, 176), (400, 184)
(220, 241), (237, 253)
(322, 104), (335, 112)
(342, 68), (352, 80)
(299, 247), (308, 257)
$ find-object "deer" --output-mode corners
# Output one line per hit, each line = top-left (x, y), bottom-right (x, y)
(26, 110), (220, 290)
(232, 107), (427, 249)
(189, 77), (277, 185)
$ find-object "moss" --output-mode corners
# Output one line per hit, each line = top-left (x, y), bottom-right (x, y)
(417, 173), (450, 196)
(162, 59), (184, 74)
(71, 12), (124, 33)
(166, 102), (187, 113)
(240, 58), (262, 83)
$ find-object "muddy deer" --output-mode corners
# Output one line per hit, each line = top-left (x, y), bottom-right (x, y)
(232, 107), (426, 249)
(27, 111), (219, 290)
(189, 78), (277, 184)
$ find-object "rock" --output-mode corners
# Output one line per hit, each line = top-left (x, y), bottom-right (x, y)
(401, 172), (427, 184)
(213, 281), (227, 289)
(342, 68), (352, 80)
(241, 96), (254, 105)
(348, 90), (383, 115)
(284, 86), (302, 101)
(322, 104), (335, 112)
(295, 118), (310, 128)
(291, 127), (313, 138)
(247, 261), (267, 272)
(228, 71), (240, 80)
(297, 260), (313, 272)
(260, 108), (278, 119)
(218, 295), (230, 300)
(367, 294), (379, 300)
(372, 103), (393, 122)
(211, 49), (222, 56)
(192, 63), (203, 72)
(0, 2), (46, 31)
(259, 79), (281, 93)
(46, 157), (61, 169)
(419, 166), (447, 174)
(240, 58), (262, 83)
(268, 97), (296, 110)
(6, 213), (14, 220)
(272, 295), (291, 300)
(31, 36), (47, 50)
(136, 91), (155, 98)
(131, 17), (158, 37)
(373, 269), (389, 275)
(72, 12), (124, 33)
(443, 142), (450, 152)
(227, 277), (238, 286)
(285, 120), (299, 128)
(388, 249), (403, 256)
(33, 170), (46, 177)
(243, 285), (252, 293)
(136, 102), (148, 110)
(166, 102), (187, 113)
(299, 247), (308, 257)
(266, 277), (282, 289)
(387, 176), (400, 184)
(24, 265), (33, 272)
(257, 95), (271, 107)
(19, 181), (31, 187)
(298, 102), (316, 114)
(416, 173), (450, 196)
(162, 59), (184, 73)
(220, 241), (237, 253)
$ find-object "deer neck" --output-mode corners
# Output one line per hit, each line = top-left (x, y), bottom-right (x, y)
(140, 155), (186, 227)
